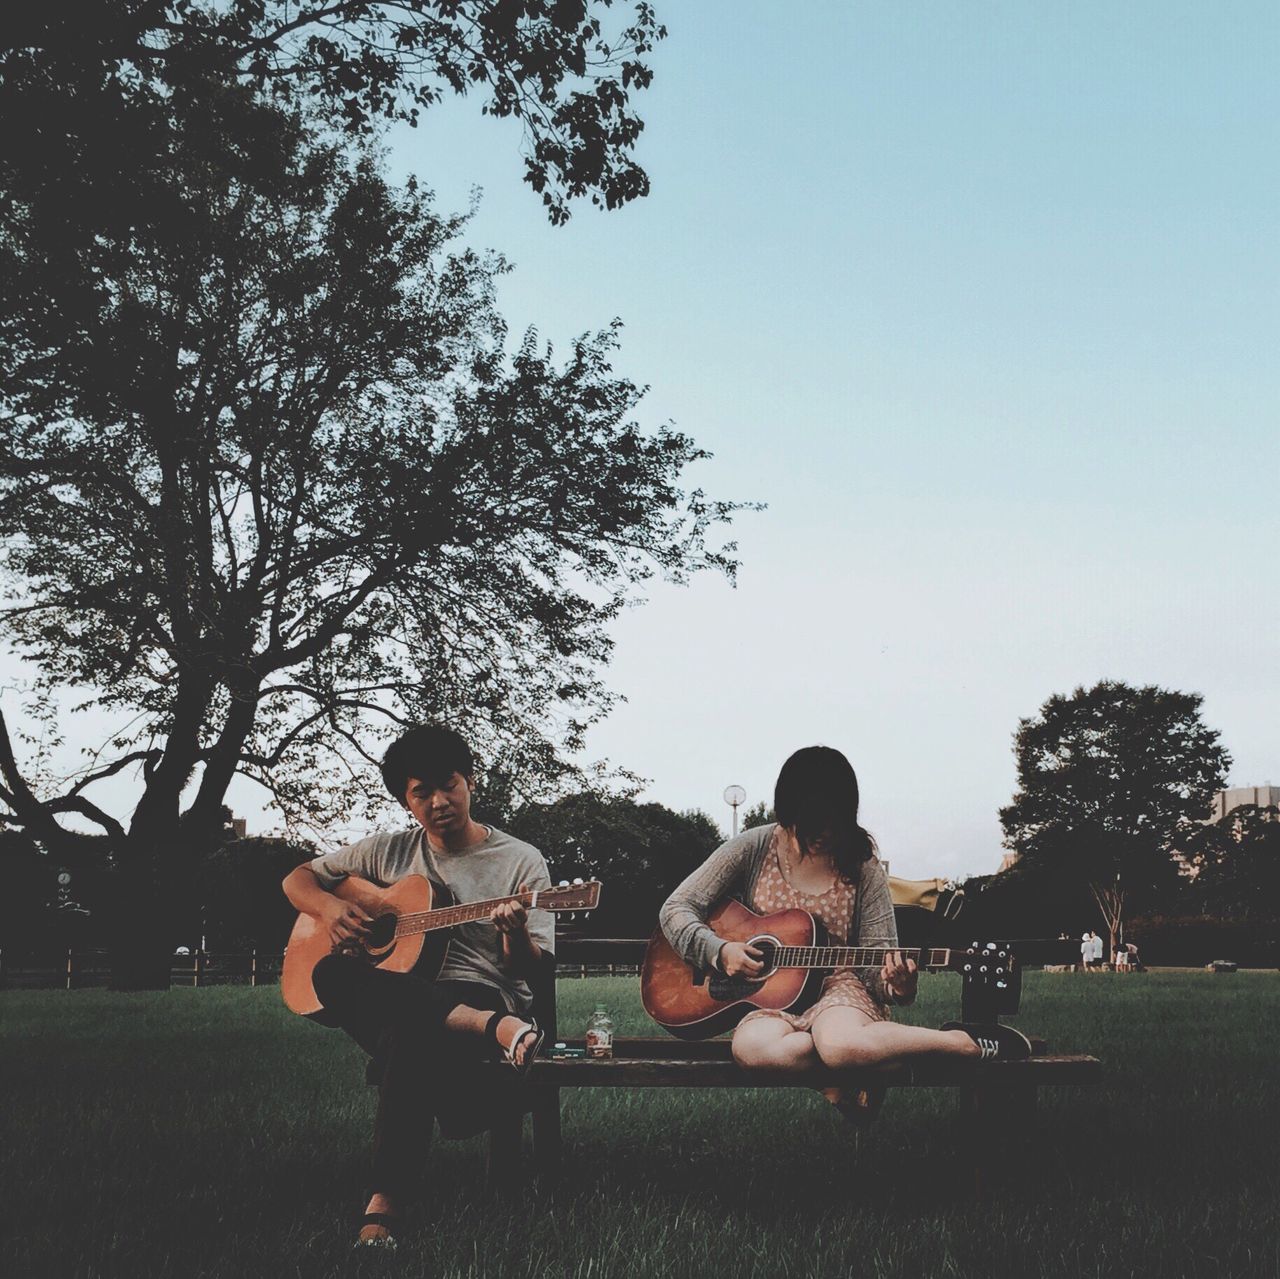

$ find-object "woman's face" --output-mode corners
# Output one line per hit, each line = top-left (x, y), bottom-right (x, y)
(798, 826), (848, 860)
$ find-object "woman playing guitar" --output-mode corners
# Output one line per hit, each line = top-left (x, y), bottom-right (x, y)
(658, 746), (1030, 1121)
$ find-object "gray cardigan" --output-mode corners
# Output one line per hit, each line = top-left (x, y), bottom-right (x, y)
(658, 823), (901, 1004)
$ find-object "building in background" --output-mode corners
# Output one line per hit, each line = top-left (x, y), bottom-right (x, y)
(1207, 786), (1280, 822)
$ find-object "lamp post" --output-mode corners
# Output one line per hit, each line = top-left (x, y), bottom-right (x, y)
(723, 784), (746, 837)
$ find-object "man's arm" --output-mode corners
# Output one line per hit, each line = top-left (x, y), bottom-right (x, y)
(282, 864), (372, 947)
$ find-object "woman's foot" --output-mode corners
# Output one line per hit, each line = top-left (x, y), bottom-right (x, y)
(940, 1021), (1033, 1061)
(820, 1084), (886, 1127)
(355, 1193), (399, 1248)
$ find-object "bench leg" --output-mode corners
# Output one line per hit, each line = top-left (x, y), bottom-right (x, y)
(531, 1085), (562, 1181)
(485, 1111), (524, 1198)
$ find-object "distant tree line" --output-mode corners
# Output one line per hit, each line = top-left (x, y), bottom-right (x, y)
(962, 680), (1278, 966)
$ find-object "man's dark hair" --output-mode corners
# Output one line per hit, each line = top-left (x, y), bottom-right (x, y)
(773, 745), (877, 880)
(381, 725), (475, 801)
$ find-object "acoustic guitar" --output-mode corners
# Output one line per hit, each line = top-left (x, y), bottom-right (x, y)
(282, 873), (602, 1016)
(641, 898), (1016, 1038)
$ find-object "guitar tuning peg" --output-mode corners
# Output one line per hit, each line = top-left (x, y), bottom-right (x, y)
(558, 880), (570, 888)
(573, 877), (584, 886)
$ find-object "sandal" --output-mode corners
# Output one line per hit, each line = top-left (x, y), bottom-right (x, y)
(354, 1212), (399, 1249)
(820, 1083), (886, 1128)
(485, 1012), (545, 1076)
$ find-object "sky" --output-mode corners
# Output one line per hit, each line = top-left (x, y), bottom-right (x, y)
(7, 2), (1278, 880)
(365, 1), (1278, 880)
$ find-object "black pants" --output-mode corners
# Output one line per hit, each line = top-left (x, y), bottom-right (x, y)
(312, 953), (516, 1199)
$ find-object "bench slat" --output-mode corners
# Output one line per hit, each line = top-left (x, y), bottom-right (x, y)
(511, 1053), (1101, 1088)
(545, 1036), (1050, 1060)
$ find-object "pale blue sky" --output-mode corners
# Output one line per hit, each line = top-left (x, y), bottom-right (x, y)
(366, 2), (1278, 878)
(8, 3), (1276, 879)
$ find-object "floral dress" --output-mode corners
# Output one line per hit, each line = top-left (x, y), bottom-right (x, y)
(739, 828), (888, 1031)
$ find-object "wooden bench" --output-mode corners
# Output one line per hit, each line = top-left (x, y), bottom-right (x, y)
(479, 938), (1103, 1194)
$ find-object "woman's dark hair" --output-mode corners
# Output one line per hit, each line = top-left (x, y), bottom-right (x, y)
(381, 725), (474, 801)
(773, 745), (877, 880)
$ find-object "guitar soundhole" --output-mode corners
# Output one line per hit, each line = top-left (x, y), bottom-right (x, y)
(365, 914), (397, 955)
(706, 934), (780, 1002)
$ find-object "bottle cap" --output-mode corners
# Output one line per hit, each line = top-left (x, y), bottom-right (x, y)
(594, 1003), (607, 1012)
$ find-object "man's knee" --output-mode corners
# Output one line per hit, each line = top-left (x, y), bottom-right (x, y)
(312, 952), (360, 1009)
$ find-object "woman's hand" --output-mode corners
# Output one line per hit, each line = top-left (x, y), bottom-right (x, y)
(881, 950), (918, 1004)
(318, 896), (372, 948)
(491, 887), (531, 938)
(718, 941), (765, 978)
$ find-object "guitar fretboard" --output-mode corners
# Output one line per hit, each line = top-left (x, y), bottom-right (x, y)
(770, 946), (951, 969)
(391, 891), (586, 939)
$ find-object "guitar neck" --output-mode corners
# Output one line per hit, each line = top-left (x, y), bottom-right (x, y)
(392, 892), (559, 938)
(772, 945), (951, 970)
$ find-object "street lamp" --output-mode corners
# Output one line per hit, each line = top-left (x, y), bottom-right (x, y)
(723, 784), (746, 836)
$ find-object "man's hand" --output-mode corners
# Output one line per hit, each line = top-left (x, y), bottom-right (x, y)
(493, 884), (540, 977)
(319, 896), (372, 948)
(881, 949), (918, 1004)
(491, 887), (531, 938)
(718, 941), (765, 979)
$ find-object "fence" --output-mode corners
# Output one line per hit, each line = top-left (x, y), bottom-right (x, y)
(0, 949), (284, 990)
(0, 949), (634, 989)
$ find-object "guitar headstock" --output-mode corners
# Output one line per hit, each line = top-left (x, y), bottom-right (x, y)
(537, 878), (602, 918)
(955, 940), (1021, 1014)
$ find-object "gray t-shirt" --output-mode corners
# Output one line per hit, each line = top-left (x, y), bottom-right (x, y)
(308, 825), (555, 1012)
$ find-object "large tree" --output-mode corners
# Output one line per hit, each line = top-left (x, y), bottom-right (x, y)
(999, 680), (1229, 960)
(1, 1), (665, 227)
(0, 80), (740, 984)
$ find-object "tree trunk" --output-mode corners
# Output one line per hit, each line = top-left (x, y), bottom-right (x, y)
(107, 829), (184, 990)
(108, 915), (175, 990)
(1090, 880), (1125, 971)
(107, 673), (214, 989)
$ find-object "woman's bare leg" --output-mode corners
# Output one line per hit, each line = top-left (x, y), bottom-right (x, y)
(810, 1007), (979, 1071)
(731, 1016), (819, 1071)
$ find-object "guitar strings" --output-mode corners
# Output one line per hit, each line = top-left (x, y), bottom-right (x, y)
(766, 946), (942, 967)
(390, 891), (588, 937)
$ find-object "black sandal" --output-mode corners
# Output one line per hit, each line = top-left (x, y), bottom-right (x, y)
(355, 1212), (399, 1249)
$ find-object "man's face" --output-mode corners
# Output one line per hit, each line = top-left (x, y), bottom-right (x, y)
(403, 772), (473, 840)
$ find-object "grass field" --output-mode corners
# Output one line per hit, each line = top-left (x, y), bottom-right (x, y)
(4, 972), (1279, 1279)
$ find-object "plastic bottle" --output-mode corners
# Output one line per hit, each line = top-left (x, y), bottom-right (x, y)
(585, 1003), (614, 1058)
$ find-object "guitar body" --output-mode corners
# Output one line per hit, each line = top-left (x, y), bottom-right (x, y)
(641, 900), (828, 1039)
(281, 873), (452, 1016)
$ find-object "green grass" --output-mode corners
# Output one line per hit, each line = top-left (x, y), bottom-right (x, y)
(4, 972), (1279, 1278)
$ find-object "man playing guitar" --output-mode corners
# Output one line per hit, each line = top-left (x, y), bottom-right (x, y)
(281, 724), (554, 1248)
